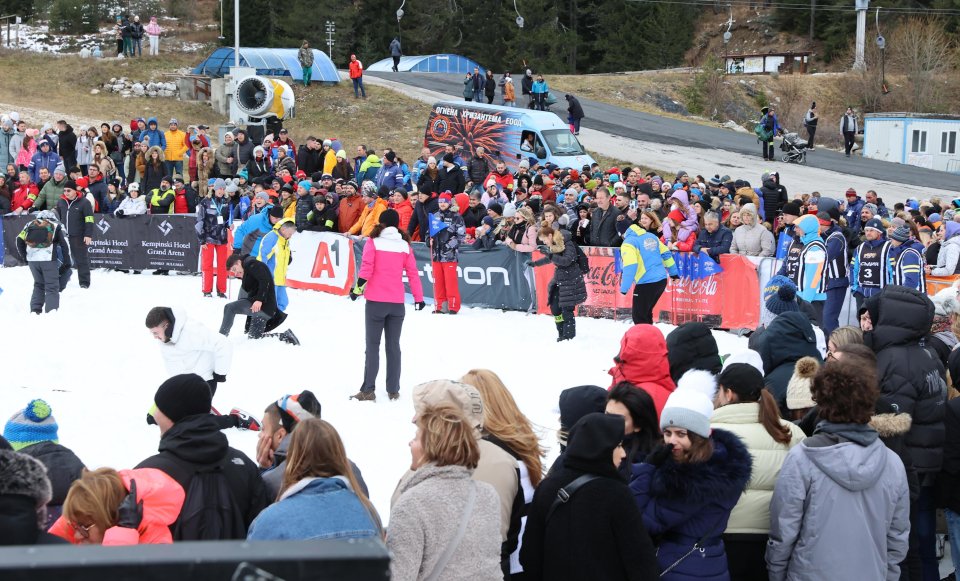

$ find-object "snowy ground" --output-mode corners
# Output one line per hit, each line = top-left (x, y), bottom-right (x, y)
(0, 266), (748, 522)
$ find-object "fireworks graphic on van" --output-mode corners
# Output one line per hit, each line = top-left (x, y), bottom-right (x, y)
(427, 112), (521, 163)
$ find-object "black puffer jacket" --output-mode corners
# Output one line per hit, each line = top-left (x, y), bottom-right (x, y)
(751, 311), (823, 414)
(18, 441), (85, 528)
(666, 322), (723, 382)
(863, 285), (947, 475)
(759, 177), (788, 225)
(521, 413), (659, 581)
(531, 230), (586, 310)
(135, 414), (269, 539)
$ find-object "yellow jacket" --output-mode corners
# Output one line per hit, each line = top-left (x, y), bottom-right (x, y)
(164, 129), (189, 163)
(258, 218), (292, 285)
(323, 149), (337, 176)
(349, 197), (388, 237)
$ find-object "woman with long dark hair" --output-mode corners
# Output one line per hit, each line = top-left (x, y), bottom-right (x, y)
(711, 363), (805, 580)
(349, 209), (426, 402)
(606, 382), (659, 473)
(247, 418), (381, 540)
(630, 385), (752, 580)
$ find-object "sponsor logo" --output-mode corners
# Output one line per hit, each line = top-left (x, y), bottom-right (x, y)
(96, 218), (110, 234)
(158, 220), (173, 236)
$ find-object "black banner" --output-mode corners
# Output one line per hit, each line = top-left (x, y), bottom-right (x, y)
(2, 214), (200, 272)
(353, 240), (533, 311)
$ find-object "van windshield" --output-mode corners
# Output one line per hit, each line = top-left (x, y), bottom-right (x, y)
(542, 130), (586, 156)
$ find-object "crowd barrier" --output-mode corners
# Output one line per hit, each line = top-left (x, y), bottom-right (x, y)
(0, 537), (389, 581)
(2, 214), (200, 272)
(5, 218), (957, 331)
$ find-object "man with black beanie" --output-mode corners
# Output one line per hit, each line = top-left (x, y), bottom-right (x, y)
(137, 373), (268, 540)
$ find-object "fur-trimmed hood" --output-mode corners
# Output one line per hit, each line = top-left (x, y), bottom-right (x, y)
(146, 145), (166, 163)
(869, 412), (912, 438)
(649, 428), (752, 504)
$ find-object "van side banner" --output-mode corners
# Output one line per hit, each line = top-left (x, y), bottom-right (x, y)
(2, 214), (200, 272)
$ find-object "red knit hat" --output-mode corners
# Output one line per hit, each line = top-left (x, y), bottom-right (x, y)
(667, 209), (685, 224)
(439, 192), (453, 202)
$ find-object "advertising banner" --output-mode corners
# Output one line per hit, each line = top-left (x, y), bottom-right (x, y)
(652, 253), (759, 329)
(3, 214), (200, 272)
(286, 231), (356, 295)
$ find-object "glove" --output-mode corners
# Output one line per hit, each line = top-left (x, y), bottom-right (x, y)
(213, 373), (227, 383)
(415, 301), (426, 311)
(537, 244), (550, 254)
(116, 209), (125, 217)
(116, 479), (143, 529)
(645, 443), (674, 467)
(232, 247), (241, 255)
(524, 260), (534, 267)
(349, 288), (361, 301)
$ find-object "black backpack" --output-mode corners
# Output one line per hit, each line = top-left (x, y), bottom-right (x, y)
(574, 242), (590, 274)
(172, 455), (247, 541)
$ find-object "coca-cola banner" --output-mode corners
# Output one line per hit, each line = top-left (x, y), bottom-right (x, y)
(534, 249), (762, 329)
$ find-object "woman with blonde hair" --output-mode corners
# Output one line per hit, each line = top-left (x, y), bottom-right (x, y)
(461, 369), (545, 578)
(529, 223), (587, 341)
(50, 467), (184, 545)
(639, 209), (662, 237)
(827, 325), (863, 359)
(93, 141), (117, 183)
(247, 418), (380, 540)
(389, 403), (503, 581)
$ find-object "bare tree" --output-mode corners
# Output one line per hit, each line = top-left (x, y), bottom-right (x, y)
(889, 18), (956, 112)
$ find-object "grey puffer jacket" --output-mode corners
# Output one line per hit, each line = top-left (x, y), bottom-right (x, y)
(731, 221), (774, 257)
(766, 427), (910, 581)
(388, 464), (502, 581)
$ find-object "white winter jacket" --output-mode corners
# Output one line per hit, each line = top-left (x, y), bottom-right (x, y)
(115, 196), (147, 216)
(159, 308), (232, 381)
(932, 235), (960, 276)
(731, 222), (775, 257)
(711, 402), (806, 534)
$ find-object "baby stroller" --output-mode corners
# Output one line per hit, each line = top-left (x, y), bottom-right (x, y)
(779, 132), (808, 164)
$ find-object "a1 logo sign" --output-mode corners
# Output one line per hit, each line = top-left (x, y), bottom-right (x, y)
(286, 232), (355, 295)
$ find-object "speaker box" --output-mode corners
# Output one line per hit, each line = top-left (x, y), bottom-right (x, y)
(0, 537), (390, 581)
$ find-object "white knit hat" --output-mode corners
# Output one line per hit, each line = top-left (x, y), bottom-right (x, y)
(660, 387), (714, 438)
(786, 357), (819, 411)
(722, 349), (765, 376)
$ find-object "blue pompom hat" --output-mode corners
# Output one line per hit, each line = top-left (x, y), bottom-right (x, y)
(3, 399), (59, 451)
(763, 276), (799, 315)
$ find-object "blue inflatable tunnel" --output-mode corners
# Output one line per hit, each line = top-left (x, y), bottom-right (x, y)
(367, 54), (485, 75)
(193, 47), (340, 82)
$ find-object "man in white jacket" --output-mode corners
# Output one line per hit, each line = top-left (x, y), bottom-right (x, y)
(145, 306), (232, 396)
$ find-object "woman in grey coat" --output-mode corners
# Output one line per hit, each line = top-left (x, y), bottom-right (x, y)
(388, 403), (502, 581)
(766, 359), (910, 581)
(730, 203), (774, 257)
(530, 224), (587, 342)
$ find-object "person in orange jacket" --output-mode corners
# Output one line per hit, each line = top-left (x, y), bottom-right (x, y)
(163, 118), (189, 179)
(348, 183), (389, 237)
(391, 189), (414, 233)
(349, 54), (366, 99)
(50, 467), (185, 545)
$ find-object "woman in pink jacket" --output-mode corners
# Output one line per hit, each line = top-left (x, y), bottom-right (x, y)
(50, 467), (185, 545)
(350, 209), (426, 402)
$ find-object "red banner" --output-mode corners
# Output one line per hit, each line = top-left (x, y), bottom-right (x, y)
(534, 249), (760, 329)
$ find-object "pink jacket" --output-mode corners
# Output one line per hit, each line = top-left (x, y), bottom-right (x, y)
(50, 468), (185, 545)
(359, 227), (424, 303)
(146, 18), (161, 36)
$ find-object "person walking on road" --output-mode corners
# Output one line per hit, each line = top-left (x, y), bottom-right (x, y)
(349, 209), (426, 402)
(841, 106), (858, 157)
(388, 37), (401, 71)
(349, 54), (367, 99)
(297, 41), (314, 87)
(758, 106), (781, 161)
(565, 94), (585, 135)
(803, 102), (818, 150)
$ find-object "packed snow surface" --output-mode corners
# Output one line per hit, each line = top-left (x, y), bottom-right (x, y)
(0, 267), (747, 522)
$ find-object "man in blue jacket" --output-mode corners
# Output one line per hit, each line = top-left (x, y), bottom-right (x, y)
(844, 188), (865, 233)
(138, 117), (166, 150)
(819, 206), (849, 334)
(375, 151), (405, 191)
(693, 211), (732, 263)
(850, 218), (891, 312)
(233, 204), (282, 257)
(888, 225), (926, 293)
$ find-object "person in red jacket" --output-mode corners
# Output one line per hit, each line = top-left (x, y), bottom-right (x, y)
(484, 160), (515, 191)
(391, 189), (413, 233)
(11, 170), (39, 214)
(349, 54), (367, 99)
(607, 324), (676, 418)
(50, 467), (185, 545)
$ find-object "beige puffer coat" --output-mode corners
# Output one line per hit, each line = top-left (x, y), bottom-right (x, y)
(711, 402), (806, 534)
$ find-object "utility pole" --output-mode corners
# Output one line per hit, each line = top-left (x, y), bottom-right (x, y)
(854, 0), (868, 70)
(325, 21), (335, 60)
(809, 0), (815, 42)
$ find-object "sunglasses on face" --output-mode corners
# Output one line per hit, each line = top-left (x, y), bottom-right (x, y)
(71, 522), (96, 539)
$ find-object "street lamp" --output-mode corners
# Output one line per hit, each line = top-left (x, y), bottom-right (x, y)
(218, 0), (225, 40)
(396, 0), (405, 46)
